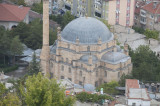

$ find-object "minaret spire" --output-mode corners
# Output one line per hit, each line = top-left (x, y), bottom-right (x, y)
(40, 0), (50, 76)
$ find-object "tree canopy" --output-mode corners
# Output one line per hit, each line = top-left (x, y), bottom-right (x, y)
(19, 73), (75, 106)
(97, 81), (119, 95)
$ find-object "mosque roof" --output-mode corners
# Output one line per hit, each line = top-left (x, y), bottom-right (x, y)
(80, 55), (98, 64)
(61, 17), (113, 44)
(101, 52), (130, 64)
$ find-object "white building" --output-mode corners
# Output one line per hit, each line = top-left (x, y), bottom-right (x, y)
(0, 3), (30, 30)
(125, 79), (151, 106)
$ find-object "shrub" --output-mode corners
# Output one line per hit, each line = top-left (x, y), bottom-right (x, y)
(1, 65), (18, 73)
(76, 92), (114, 103)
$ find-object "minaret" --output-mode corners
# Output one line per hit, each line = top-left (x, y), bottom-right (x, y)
(40, 0), (50, 76)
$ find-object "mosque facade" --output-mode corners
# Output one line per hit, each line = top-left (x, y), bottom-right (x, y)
(49, 17), (132, 87)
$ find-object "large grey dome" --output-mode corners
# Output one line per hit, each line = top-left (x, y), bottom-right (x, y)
(61, 17), (113, 44)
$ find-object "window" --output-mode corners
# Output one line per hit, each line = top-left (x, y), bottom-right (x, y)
(141, 17), (146, 22)
(68, 78), (72, 81)
(150, 14), (154, 19)
(105, 71), (107, 77)
(95, 81), (98, 87)
(68, 44), (70, 48)
(79, 81), (82, 85)
(87, 46), (90, 51)
(66, 58), (69, 63)
(50, 62), (53, 68)
(96, 71), (98, 77)
(69, 67), (71, 73)
(61, 65), (64, 71)
(81, 64), (83, 68)
(80, 71), (82, 76)
(61, 57), (64, 62)
(118, 72), (120, 78)
(61, 76), (64, 79)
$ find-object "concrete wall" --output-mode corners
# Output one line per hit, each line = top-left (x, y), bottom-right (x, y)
(25, 0), (41, 6)
(128, 99), (150, 106)
(0, 21), (18, 30)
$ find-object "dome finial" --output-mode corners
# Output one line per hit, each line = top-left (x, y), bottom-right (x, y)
(57, 27), (61, 34)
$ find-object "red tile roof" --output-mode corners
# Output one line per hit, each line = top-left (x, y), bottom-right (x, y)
(0, 3), (30, 22)
(142, 2), (160, 14)
(126, 79), (139, 89)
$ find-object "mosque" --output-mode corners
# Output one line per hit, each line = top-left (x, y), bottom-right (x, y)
(41, 0), (132, 87)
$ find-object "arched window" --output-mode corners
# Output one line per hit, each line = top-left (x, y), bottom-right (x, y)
(61, 57), (64, 62)
(80, 71), (82, 76)
(69, 67), (71, 73)
(50, 62), (53, 68)
(96, 71), (98, 77)
(61, 65), (64, 71)
(87, 46), (90, 51)
(66, 58), (69, 63)
(105, 71), (107, 77)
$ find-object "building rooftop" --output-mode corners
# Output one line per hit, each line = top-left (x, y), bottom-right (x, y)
(142, 2), (160, 14)
(129, 88), (150, 101)
(101, 52), (130, 64)
(126, 79), (140, 89)
(61, 17), (113, 44)
(0, 3), (30, 22)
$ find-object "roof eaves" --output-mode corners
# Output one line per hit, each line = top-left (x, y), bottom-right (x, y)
(2, 4), (21, 21)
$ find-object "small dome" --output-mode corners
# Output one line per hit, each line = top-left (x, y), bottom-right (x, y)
(61, 17), (113, 44)
(80, 55), (98, 64)
(101, 52), (130, 64)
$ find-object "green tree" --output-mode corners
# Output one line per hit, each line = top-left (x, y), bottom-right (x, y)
(97, 81), (119, 95)
(11, 22), (30, 42)
(25, 19), (42, 49)
(144, 29), (159, 39)
(130, 45), (160, 82)
(10, 36), (24, 64)
(61, 11), (75, 29)
(17, 0), (26, 6)
(0, 83), (21, 106)
(19, 73), (76, 106)
(119, 73), (133, 86)
(28, 52), (41, 75)
(31, 2), (43, 14)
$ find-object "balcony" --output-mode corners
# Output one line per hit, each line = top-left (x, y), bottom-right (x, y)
(140, 20), (146, 24)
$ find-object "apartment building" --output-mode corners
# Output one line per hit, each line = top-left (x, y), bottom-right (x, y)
(57, 0), (135, 27)
(134, 1), (160, 30)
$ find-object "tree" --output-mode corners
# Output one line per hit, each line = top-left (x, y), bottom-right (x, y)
(0, 83), (21, 106)
(10, 36), (24, 64)
(19, 73), (76, 106)
(25, 19), (42, 50)
(17, 0), (26, 6)
(97, 81), (119, 95)
(119, 73), (133, 86)
(31, 2), (43, 14)
(11, 22), (30, 43)
(144, 29), (159, 40)
(28, 52), (41, 75)
(61, 11), (75, 29)
(130, 45), (160, 82)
